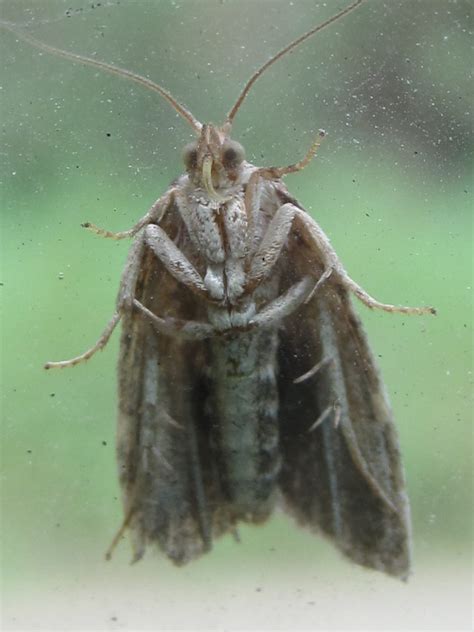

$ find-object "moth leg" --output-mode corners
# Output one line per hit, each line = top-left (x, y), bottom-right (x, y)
(116, 232), (147, 308)
(133, 299), (216, 340)
(293, 355), (334, 384)
(248, 131), (324, 186)
(82, 188), (176, 240)
(245, 203), (295, 292)
(308, 401), (341, 432)
(135, 268), (327, 338)
(45, 232), (147, 369)
(249, 270), (331, 329)
(244, 132), (324, 250)
(105, 505), (136, 561)
(44, 311), (121, 369)
(44, 187), (181, 368)
(262, 131), (325, 178)
(340, 275), (436, 315)
(293, 207), (436, 315)
(294, 354), (342, 431)
(144, 224), (208, 298)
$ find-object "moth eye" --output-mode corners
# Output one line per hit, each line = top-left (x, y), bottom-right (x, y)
(183, 142), (198, 170)
(221, 141), (245, 168)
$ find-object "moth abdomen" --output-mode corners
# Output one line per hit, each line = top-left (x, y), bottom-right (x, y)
(209, 328), (280, 520)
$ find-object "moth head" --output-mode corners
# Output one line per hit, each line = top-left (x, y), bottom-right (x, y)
(183, 124), (246, 201)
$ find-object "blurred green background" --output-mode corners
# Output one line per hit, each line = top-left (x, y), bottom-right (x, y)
(1, 1), (472, 629)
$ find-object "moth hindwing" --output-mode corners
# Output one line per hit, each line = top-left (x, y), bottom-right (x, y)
(3, 0), (435, 578)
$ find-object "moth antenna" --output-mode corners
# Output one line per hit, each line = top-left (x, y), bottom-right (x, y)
(226, 0), (366, 124)
(0, 20), (202, 133)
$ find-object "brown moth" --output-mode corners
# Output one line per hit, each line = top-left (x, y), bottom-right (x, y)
(2, 0), (435, 579)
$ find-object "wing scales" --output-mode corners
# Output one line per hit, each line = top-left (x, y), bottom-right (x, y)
(117, 221), (229, 564)
(278, 272), (411, 578)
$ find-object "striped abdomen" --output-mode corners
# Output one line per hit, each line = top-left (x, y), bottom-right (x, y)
(208, 327), (281, 522)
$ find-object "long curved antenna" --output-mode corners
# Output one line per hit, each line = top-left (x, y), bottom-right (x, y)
(0, 20), (202, 133)
(226, 0), (366, 125)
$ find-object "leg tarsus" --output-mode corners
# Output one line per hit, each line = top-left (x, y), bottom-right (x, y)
(44, 311), (121, 369)
(243, 132), (324, 253)
(293, 207), (436, 316)
(82, 188), (176, 241)
(82, 222), (138, 240)
(43, 235), (143, 370)
(345, 277), (436, 315)
(44, 191), (178, 369)
(258, 130), (325, 179)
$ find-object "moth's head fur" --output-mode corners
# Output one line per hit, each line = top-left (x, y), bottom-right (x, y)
(182, 124), (245, 201)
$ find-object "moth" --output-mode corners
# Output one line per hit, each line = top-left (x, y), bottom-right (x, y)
(3, 0), (435, 579)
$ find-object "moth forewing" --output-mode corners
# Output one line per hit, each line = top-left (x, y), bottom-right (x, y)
(271, 185), (412, 578)
(3, 0), (435, 578)
(117, 220), (216, 563)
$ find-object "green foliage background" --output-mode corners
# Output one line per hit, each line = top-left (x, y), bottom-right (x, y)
(1, 1), (472, 629)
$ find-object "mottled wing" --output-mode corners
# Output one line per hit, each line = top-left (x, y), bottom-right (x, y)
(278, 217), (411, 579)
(116, 201), (228, 564)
